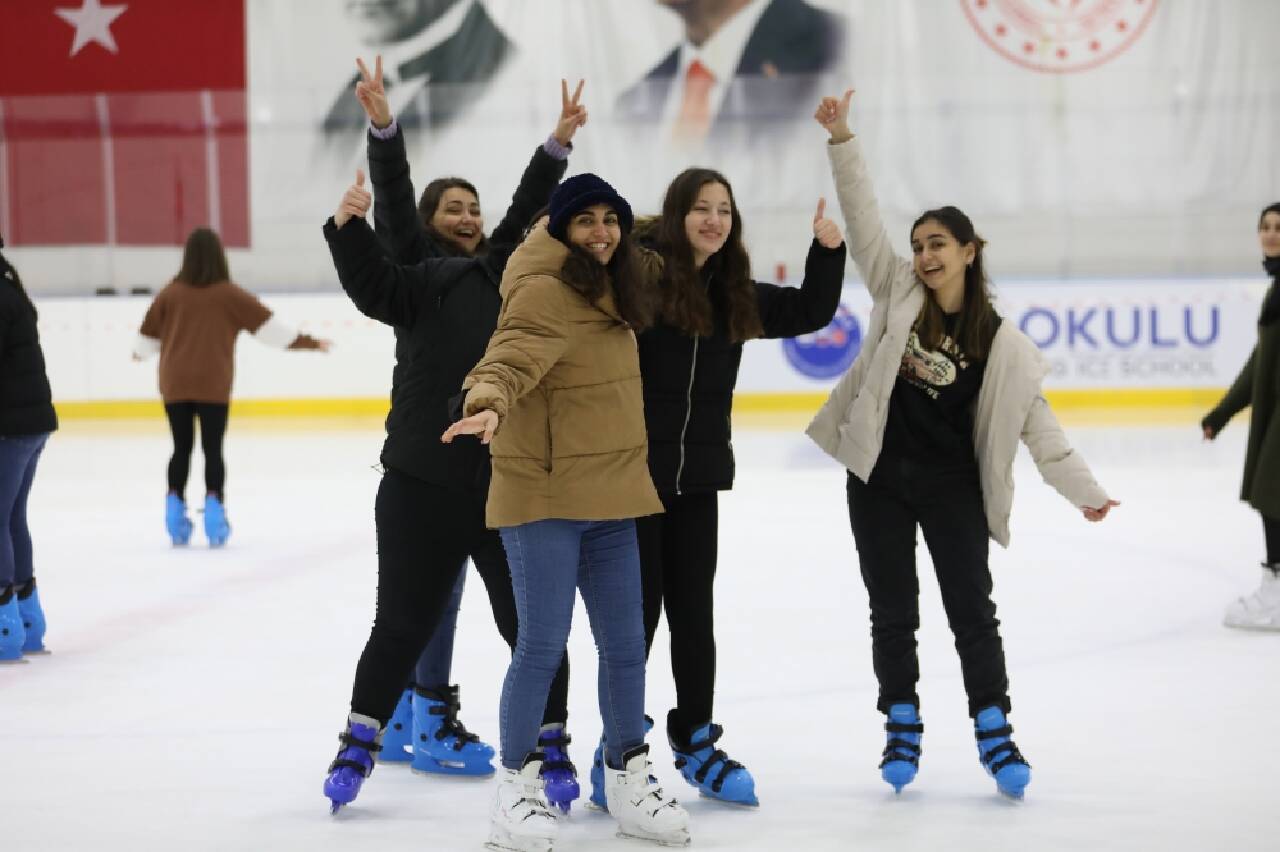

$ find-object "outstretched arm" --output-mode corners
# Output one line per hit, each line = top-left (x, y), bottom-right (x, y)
(1202, 348), (1255, 439)
(1021, 396), (1118, 522)
(815, 90), (912, 301)
(755, 198), (847, 339)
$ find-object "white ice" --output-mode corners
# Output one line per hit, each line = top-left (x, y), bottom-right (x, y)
(3, 414), (1276, 851)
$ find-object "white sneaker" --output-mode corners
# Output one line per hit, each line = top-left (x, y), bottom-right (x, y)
(1223, 565), (1280, 631)
(604, 744), (691, 848)
(485, 756), (558, 852)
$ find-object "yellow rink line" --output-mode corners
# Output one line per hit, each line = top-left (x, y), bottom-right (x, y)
(52, 388), (1227, 429)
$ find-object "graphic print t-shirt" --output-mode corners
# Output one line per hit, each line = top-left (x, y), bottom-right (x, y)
(880, 313), (998, 469)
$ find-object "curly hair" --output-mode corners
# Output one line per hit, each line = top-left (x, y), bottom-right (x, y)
(655, 168), (762, 343)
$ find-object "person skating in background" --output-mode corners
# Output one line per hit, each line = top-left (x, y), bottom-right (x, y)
(0, 232), (57, 662)
(442, 175), (690, 851)
(1202, 202), (1280, 631)
(606, 169), (844, 808)
(133, 228), (329, 548)
(806, 90), (1119, 800)
(318, 63), (582, 809)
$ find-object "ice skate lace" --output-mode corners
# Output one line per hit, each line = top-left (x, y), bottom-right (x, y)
(537, 730), (577, 775)
(511, 779), (555, 821)
(880, 718), (924, 768)
(976, 724), (1030, 774)
(623, 764), (679, 816)
(673, 723), (744, 793)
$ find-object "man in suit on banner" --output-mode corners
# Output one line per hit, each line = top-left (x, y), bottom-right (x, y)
(616, 0), (846, 147)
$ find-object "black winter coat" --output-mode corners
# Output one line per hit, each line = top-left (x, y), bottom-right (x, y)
(638, 240), (845, 494)
(0, 254), (57, 436)
(330, 128), (564, 491)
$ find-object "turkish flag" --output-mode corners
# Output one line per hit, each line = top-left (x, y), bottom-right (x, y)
(0, 0), (248, 247)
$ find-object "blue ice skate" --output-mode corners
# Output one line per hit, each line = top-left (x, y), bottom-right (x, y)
(668, 715), (759, 806)
(537, 723), (580, 812)
(410, 685), (494, 776)
(377, 688), (414, 764)
(165, 493), (192, 546)
(0, 587), (26, 663)
(588, 715), (652, 810)
(974, 706), (1031, 799)
(16, 579), (48, 654)
(880, 703), (923, 793)
(323, 713), (383, 814)
(203, 493), (230, 547)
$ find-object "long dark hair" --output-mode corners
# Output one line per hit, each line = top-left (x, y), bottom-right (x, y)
(909, 206), (999, 360)
(559, 231), (658, 332)
(418, 177), (488, 257)
(655, 168), (762, 343)
(176, 227), (230, 287)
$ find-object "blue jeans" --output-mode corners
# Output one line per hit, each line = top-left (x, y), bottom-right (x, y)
(0, 433), (49, 588)
(413, 566), (466, 688)
(498, 518), (646, 770)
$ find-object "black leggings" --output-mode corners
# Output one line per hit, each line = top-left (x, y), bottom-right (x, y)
(1264, 514), (1280, 567)
(637, 491), (719, 736)
(349, 467), (570, 727)
(164, 402), (229, 498)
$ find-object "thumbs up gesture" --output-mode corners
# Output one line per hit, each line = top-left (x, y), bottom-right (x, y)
(812, 197), (843, 249)
(334, 169), (372, 228)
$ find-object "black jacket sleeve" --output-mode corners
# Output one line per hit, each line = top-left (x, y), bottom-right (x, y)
(1203, 347), (1255, 434)
(324, 215), (442, 328)
(367, 124), (429, 265)
(486, 145), (570, 263)
(754, 239), (846, 339)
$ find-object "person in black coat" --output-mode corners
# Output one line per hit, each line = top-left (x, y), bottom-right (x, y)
(0, 234), (58, 662)
(589, 167), (844, 806)
(318, 68), (586, 814)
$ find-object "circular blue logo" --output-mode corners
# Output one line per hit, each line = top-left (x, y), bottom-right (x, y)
(782, 304), (862, 380)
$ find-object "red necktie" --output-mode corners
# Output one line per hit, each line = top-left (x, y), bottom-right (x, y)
(674, 59), (715, 142)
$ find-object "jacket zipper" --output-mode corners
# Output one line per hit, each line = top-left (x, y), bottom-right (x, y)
(674, 335), (699, 494)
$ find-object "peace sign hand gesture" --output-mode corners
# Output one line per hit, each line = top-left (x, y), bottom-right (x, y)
(814, 89), (854, 144)
(812, 198), (843, 249)
(354, 55), (392, 130)
(553, 79), (588, 147)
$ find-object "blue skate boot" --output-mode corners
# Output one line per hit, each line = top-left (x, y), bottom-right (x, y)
(880, 703), (923, 793)
(410, 684), (494, 776)
(536, 723), (580, 813)
(974, 706), (1031, 799)
(668, 712), (759, 806)
(165, 493), (192, 546)
(203, 494), (230, 547)
(589, 715), (652, 811)
(323, 713), (383, 814)
(16, 579), (48, 654)
(377, 688), (414, 764)
(0, 586), (27, 663)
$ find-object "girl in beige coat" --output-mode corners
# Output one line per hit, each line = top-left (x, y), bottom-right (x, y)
(443, 174), (690, 852)
(805, 92), (1117, 800)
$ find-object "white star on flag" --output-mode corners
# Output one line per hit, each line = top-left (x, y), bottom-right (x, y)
(55, 0), (129, 57)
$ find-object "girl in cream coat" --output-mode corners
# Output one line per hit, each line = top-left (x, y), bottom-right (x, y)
(805, 91), (1118, 800)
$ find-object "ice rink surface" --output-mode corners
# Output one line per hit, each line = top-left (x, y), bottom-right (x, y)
(3, 412), (1276, 851)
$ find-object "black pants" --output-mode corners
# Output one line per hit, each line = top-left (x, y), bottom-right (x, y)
(349, 467), (570, 726)
(164, 402), (228, 497)
(1264, 513), (1280, 567)
(637, 491), (718, 735)
(846, 461), (1010, 719)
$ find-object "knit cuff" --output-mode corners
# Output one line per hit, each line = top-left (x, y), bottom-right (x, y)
(542, 135), (571, 161)
(369, 117), (400, 141)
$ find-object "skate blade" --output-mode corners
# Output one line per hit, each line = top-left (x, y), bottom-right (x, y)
(410, 760), (495, 778)
(616, 828), (691, 848)
(328, 800), (344, 816)
(0, 656), (31, 665)
(22, 648), (51, 656)
(1223, 620), (1280, 632)
(484, 827), (553, 852)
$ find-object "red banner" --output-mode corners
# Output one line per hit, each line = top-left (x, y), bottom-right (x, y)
(0, 0), (249, 247)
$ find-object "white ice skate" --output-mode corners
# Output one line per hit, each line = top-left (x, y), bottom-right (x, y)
(485, 755), (559, 852)
(604, 744), (691, 848)
(1223, 565), (1280, 631)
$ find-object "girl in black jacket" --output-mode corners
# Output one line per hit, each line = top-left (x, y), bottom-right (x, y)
(0, 235), (57, 662)
(587, 169), (846, 807)
(319, 63), (585, 814)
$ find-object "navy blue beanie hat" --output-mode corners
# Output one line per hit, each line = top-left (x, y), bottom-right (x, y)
(547, 173), (634, 242)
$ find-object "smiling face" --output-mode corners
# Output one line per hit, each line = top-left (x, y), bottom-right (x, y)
(565, 204), (622, 265)
(1260, 210), (1280, 258)
(430, 187), (484, 255)
(910, 218), (974, 303)
(684, 181), (733, 269)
